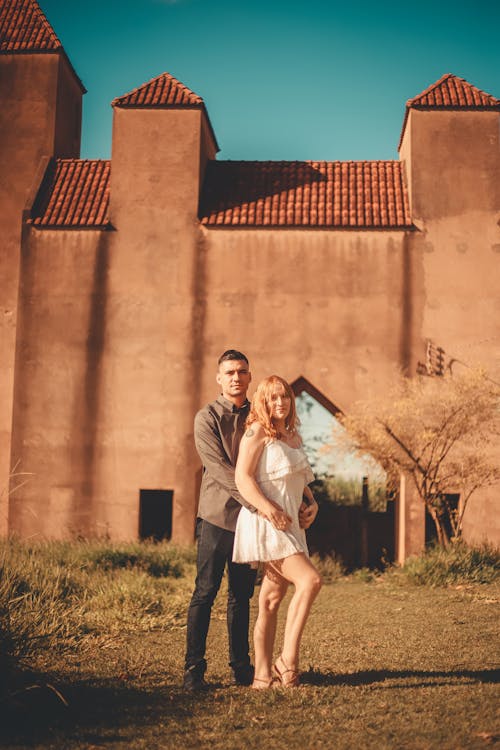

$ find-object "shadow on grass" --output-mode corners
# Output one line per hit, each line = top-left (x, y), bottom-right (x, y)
(301, 667), (500, 689)
(0, 670), (212, 747)
(2, 667), (499, 746)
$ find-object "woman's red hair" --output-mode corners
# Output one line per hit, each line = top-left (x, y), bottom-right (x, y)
(247, 375), (299, 439)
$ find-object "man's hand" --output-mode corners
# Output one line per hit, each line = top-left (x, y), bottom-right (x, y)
(299, 498), (318, 529)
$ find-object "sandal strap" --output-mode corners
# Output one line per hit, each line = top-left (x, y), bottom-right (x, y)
(251, 675), (275, 689)
(273, 657), (300, 686)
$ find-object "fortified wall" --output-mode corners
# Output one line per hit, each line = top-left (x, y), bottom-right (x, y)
(1, 0), (499, 556)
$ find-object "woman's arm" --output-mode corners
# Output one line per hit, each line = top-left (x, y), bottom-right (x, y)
(235, 424), (292, 530)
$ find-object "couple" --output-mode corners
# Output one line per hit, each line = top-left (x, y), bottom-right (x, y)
(184, 350), (321, 691)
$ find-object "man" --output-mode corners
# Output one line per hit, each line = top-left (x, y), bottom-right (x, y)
(184, 350), (257, 690)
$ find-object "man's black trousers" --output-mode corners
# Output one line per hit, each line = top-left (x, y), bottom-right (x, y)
(185, 518), (257, 674)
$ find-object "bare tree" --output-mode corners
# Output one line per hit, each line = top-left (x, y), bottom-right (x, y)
(335, 369), (500, 546)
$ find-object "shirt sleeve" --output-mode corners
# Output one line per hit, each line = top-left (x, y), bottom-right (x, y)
(194, 409), (256, 512)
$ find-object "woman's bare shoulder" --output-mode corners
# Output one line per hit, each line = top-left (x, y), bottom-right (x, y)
(242, 421), (267, 441)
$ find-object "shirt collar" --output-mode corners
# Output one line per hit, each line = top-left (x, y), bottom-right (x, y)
(217, 394), (250, 413)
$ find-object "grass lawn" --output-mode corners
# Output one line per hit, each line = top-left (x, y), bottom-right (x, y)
(2, 572), (499, 750)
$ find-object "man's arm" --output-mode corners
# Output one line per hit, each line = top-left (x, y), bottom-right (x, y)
(299, 486), (319, 529)
(194, 409), (255, 511)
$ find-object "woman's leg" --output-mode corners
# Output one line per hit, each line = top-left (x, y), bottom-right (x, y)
(253, 564), (288, 686)
(270, 553), (322, 679)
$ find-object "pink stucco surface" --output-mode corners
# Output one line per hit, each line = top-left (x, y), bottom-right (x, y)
(1, 8), (499, 550)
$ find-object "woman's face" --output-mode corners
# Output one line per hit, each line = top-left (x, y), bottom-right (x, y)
(268, 385), (291, 422)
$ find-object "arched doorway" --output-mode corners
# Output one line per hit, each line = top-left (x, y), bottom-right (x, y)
(291, 376), (395, 569)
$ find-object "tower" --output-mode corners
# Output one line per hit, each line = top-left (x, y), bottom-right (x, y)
(399, 73), (500, 221)
(398, 73), (500, 548)
(104, 72), (219, 542)
(0, 0), (84, 532)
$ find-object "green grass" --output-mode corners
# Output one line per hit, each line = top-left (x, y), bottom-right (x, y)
(0, 539), (197, 684)
(1, 541), (499, 749)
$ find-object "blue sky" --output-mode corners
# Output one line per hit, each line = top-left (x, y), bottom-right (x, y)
(41, 0), (500, 162)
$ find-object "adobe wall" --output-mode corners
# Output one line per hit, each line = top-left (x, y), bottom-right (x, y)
(196, 228), (424, 409)
(414, 219), (500, 545)
(8, 218), (426, 544)
(9, 220), (200, 542)
(9, 197), (499, 547)
(400, 110), (500, 364)
(0, 53), (81, 534)
(401, 108), (500, 546)
(54, 55), (83, 158)
(9, 228), (110, 537)
(197, 227), (427, 555)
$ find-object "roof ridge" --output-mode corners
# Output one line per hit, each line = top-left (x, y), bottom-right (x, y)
(112, 71), (204, 108)
(407, 72), (500, 108)
(0, 0), (61, 51)
(55, 157), (111, 164)
(215, 159), (401, 165)
(406, 73), (453, 106)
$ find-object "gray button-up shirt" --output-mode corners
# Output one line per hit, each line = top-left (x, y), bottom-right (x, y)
(194, 395), (255, 532)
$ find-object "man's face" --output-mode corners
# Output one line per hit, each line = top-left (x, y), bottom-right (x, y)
(216, 359), (251, 403)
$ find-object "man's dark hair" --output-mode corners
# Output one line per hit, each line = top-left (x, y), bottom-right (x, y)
(218, 349), (249, 365)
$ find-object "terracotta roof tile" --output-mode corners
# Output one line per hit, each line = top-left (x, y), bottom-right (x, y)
(29, 158), (411, 231)
(112, 72), (204, 108)
(0, 0), (61, 52)
(29, 159), (110, 228)
(399, 73), (500, 150)
(199, 161), (412, 229)
(407, 73), (500, 109)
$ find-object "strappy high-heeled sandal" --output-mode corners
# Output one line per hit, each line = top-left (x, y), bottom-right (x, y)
(272, 656), (300, 687)
(251, 675), (276, 690)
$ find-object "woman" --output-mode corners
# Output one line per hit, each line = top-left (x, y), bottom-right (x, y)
(233, 375), (321, 689)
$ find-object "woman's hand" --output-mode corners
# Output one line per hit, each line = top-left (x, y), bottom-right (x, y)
(299, 497), (318, 529)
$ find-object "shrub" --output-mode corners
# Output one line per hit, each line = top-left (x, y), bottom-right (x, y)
(310, 553), (345, 584)
(352, 567), (378, 583)
(395, 542), (500, 587)
(82, 541), (192, 578)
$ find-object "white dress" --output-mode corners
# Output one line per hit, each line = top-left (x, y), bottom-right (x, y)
(232, 439), (315, 564)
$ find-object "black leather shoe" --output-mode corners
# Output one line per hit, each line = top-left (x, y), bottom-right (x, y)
(232, 664), (254, 686)
(183, 667), (209, 692)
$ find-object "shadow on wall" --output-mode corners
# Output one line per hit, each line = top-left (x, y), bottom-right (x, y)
(199, 161), (326, 216)
(70, 232), (110, 532)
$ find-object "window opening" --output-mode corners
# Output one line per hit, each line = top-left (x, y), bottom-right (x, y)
(139, 489), (173, 541)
